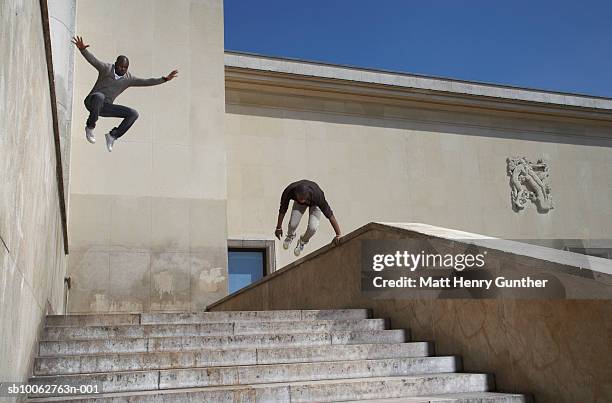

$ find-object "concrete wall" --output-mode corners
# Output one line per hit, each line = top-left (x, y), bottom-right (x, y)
(67, 0), (228, 313)
(225, 85), (612, 270)
(48, 0), (76, 204)
(0, 0), (70, 389)
(209, 223), (612, 403)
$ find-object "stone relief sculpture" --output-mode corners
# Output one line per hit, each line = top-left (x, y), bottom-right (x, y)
(506, 157), (554, 213)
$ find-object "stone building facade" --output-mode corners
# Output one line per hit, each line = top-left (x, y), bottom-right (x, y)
(65, 0), (612, 313)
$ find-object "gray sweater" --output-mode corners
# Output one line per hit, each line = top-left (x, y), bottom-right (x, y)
(80, 48), (165, 103)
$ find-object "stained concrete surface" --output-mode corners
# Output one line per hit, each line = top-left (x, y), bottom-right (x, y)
(0, 0), (72, 396)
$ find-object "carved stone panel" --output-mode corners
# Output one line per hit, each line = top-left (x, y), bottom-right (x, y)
(506, 157), (553, 213)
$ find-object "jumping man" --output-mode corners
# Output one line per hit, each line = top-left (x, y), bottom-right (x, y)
(275, 180), (342, 256)
(72, 36), (178, 152)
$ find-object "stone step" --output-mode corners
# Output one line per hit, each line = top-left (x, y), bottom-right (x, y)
(26, 373), (497, 402)
(34, 342), (433, 375)
(39, 329), (408, 356)
(42, 319), (388, 341)
(29, 356), (460, 396)
(46, 314), (140, 327)
(45, 309), (371, 327)
(142, 309), (372, 324)
(347, 393), (531, 402)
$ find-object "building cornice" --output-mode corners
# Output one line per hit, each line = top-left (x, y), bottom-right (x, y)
(224, 52), (612, 124)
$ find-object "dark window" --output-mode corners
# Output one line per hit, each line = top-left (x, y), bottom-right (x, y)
(228, 248), (266, 293)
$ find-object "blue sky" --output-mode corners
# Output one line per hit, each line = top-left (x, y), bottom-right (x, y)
(224, 0), (612, 97)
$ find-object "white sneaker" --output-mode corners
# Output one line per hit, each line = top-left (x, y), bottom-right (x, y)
(85, 126), (95, 144)
(283, 233), (296, 250)
(105, 132), (115, 152)
(294, 237), (306, 257)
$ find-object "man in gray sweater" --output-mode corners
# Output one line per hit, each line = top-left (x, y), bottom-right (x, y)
(72, 36), (178, 152)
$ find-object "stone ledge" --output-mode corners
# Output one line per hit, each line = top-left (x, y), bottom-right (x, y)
(225, 52), (612, 112)
(207, 222), (612, 309)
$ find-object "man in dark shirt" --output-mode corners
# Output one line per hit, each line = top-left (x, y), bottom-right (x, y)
(275, 180), (342, 256)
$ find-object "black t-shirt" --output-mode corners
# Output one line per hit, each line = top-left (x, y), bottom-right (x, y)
(279, 180), (334, 219)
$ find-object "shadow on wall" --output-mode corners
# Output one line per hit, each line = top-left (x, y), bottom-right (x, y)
(225, 94), (612, 148)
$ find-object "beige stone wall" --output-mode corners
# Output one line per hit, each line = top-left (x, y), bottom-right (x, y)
(49, 0), (76, 203)
(0, 0), (69, 387)
(225, 88), (612, 269)
(68, 0), (227, 313)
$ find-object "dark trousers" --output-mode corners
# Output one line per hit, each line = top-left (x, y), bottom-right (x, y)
(84, 92), (139, 139)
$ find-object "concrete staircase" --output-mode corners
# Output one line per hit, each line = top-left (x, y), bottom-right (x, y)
(27, 309), (529, 402)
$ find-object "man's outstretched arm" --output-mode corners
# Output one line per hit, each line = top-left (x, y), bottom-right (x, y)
(274, 212), (286, 240)
(328, 215), (342, 245)
(319, 199), (341, 244)
(130, 70), (178, 87)
(72, 36), (105, 71)
(275, 185), (292, 239)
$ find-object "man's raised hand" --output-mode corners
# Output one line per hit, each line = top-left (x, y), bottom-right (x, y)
(164, 70), (179, 81)
(331, 235), (342, 247)
(71, 36), (89, 50)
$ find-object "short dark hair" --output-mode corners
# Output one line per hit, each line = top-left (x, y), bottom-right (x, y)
(115, 55), (129, 66)
(295, 184), (310, 199)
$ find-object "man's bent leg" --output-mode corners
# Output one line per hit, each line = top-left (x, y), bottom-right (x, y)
(99, 104), (139, 139)
(284, 202), (307, 250)
(301, 206), (322, 243)
(287, 202), (308, 236)
(294, 205), (320, 257)
(84, 92), (105, 129)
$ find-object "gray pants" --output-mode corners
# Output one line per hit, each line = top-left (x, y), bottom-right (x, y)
(85, 92), (139, 139)
(287, 202), (322, 243)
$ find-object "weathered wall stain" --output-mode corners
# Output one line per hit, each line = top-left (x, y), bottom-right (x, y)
(198, 267), (226, 293)
(89, 293), (110, 312)
(153, 271), (175, 299)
